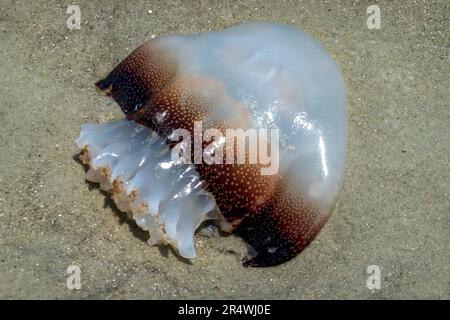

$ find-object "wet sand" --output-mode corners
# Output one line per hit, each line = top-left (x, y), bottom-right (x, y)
(0, 0), (448, 299)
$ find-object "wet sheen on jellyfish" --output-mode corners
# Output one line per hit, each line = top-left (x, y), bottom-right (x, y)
(76, 23), (348, 267)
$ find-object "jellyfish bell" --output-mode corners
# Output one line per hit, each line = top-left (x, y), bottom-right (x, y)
(77, 23), (347, 267)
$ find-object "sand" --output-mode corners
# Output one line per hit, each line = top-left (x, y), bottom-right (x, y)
(0, 0), (448, 299)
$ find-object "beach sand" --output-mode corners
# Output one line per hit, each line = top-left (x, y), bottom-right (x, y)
(0, 0), (448, 299)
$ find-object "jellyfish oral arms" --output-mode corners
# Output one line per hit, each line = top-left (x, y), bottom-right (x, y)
(77, 23), (348, 267)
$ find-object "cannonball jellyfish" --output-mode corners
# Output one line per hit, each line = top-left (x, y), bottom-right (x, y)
(76, 23), (347, 267)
